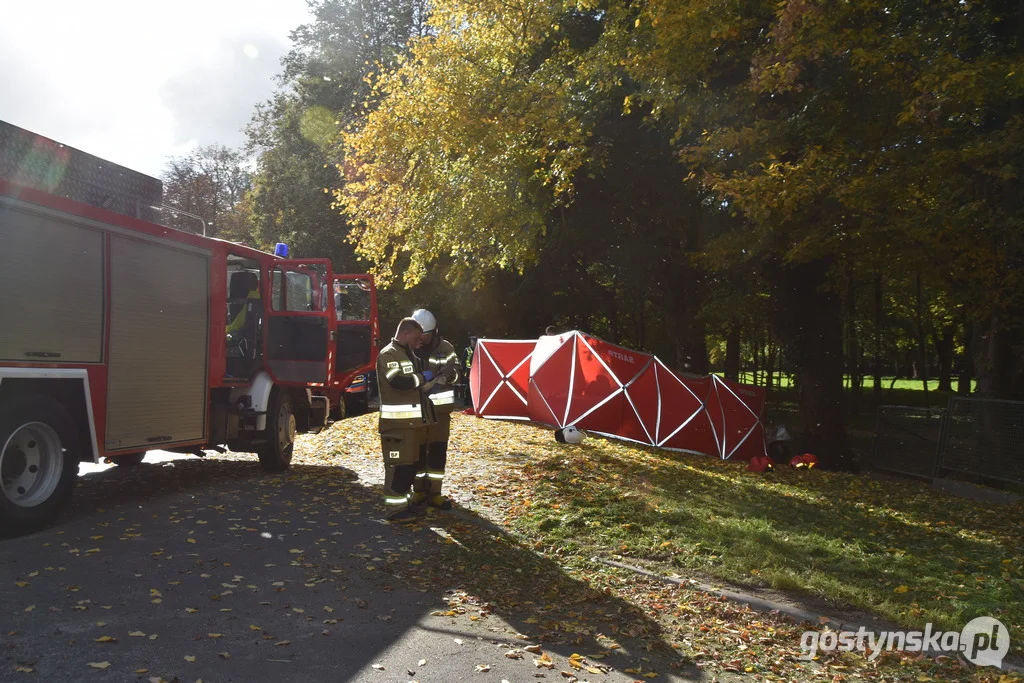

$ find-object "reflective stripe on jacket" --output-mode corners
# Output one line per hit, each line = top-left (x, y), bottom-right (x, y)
(376, 341), (435, 430)
(417, 337), (460, 416)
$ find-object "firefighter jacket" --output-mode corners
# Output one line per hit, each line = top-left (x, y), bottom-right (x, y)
(416, 336), (460, 416)
(226, 288), (260, 337)
(377, 340), (436, 430)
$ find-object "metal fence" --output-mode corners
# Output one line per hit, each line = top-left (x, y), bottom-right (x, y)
(871, 398), (1024, 487)
(938, 397), (1024, 487)
(871, 405), (946, 479)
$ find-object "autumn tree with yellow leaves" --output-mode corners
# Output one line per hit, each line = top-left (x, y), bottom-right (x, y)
(341, 0), (1024, 467)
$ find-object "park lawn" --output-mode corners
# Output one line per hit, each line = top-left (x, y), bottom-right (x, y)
(740, 372), (977, 413)
(736, 372), (975, 394)
(456, 419), (1023, 651)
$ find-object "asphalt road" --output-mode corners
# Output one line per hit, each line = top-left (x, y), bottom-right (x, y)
(0, 451), (703, 683)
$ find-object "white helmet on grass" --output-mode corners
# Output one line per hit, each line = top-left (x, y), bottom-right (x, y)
(555, 425), (585, 444)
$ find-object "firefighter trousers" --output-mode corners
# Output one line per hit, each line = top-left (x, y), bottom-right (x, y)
(414, 418), (450, 496)
(380, 427), (425, 518)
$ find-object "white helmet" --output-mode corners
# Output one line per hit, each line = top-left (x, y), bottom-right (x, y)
(555, 425), (585, 444)
(411, 308), (437, 333)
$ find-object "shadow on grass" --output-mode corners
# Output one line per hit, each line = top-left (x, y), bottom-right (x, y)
(420, 507), (705, 679)
(512, 441), (1023, 646)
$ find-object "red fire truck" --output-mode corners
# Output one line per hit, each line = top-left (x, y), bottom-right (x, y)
(0, 121), (378, 534)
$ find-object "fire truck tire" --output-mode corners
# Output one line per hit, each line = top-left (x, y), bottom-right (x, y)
(0, 395), (79, 536)
(258, 388), (294, 473)
(113, 452), (145, 467)
(344, 394), (368, 417)
(330, 395), (346, 421)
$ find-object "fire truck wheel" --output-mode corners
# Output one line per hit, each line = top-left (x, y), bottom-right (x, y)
(258, 389), (294, 473)
(0, 395), (79, 535)
(344, 393), (368, 417)
(330, 395), (346, 421)
(113, 452), (145, 467)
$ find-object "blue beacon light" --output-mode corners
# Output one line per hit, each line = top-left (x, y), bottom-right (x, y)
(274, 243), (289, 257)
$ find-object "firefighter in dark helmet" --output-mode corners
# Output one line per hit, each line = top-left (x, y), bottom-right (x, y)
(375, 317), (438, 523)
(409, 309), (460, 511)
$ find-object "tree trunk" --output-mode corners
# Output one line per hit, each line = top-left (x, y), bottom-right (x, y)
(957, 320), (974, 396)
(637, 297), (646, 350)
(873, 273), (884, 406)
(976, 315), (1019, 399)
(847, 277), (862, 415)
(608, 275), (620, 342)
(663, 259), (708, 375)
(933, 324), (956, 393)
(769, 259), (855, 471)
(914, 274), (930, 396)
(765, 330), (776, 394)
(725, 325), (740, 380)
(752, 332), (761, 386)
(685, 318), (710, 375)
(666, 210), (709, 375)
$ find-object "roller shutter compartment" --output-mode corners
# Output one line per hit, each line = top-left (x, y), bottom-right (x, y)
(105, 235), (209, 451)
(0, 202), (104, 363)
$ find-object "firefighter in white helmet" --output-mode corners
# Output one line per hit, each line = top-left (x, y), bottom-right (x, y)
(375, 317), (438, 523)
(409, 308), (460, 511)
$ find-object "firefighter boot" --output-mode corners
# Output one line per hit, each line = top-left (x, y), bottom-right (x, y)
(388, 509), (420, 524)
(427, 494), (452, 511)
(409, 491), (428, 516)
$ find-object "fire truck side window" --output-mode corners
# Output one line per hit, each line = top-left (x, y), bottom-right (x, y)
(271, 270), (283, 310)
(225, 258), (263, 377)
(270, 267), (326, 312)
(334, 282), (371, 321)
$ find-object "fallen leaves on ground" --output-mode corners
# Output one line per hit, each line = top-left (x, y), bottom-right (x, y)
(293, 412), (1023, 682)
(7, 409), (1015, 683)
(535, 653), (554, 669)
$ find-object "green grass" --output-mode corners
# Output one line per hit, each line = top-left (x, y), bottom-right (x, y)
(508, 438), (1024, 650)
(736, 372), (976, 394)
(739, 373), (977, 411)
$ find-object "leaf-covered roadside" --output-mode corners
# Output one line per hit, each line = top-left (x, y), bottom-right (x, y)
(305, 412), (1023, 682)
(505, 433), (1023, 638)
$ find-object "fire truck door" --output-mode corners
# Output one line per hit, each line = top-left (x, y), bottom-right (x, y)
(265, 260), (333, 385)
(331, 274), (378, 382)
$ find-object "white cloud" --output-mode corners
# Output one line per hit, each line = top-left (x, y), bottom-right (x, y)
(0, 0), (311, 176)
(159, 33), (289, 148)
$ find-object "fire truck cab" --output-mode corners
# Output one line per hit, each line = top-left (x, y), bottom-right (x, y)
(0, 121), (374, 535)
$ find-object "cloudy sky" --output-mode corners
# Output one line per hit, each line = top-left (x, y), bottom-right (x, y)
(0, 0), (312, 177)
